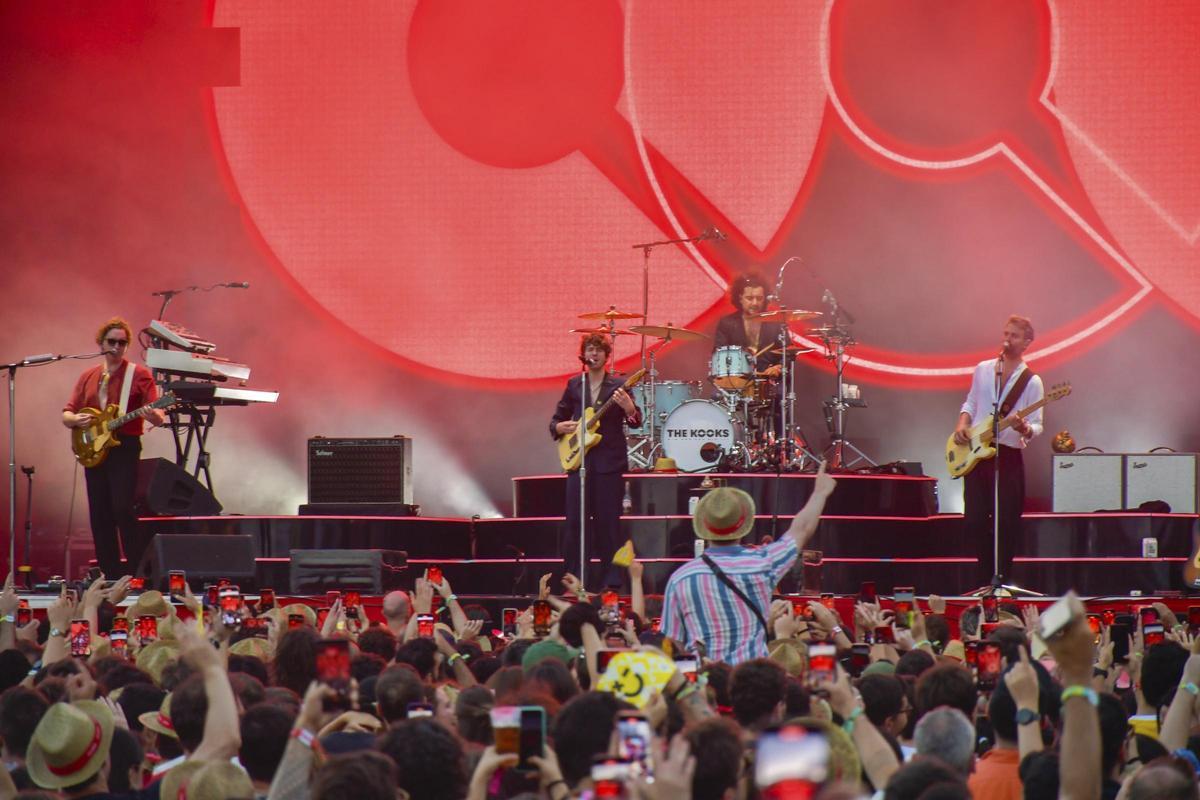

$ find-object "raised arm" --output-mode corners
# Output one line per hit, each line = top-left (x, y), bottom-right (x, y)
(786, 461), (836, 549)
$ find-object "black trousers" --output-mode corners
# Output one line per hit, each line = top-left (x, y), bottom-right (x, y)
(562, 469), (625, 588)
(963, 444), (1024, 580)
(84, 437), (142, 575)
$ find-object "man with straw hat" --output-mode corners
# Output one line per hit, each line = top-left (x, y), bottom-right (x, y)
(26, 700), (116, 794)
(661, 462), (836, 664)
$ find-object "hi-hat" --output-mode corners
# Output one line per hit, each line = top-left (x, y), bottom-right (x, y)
(629, 324), (709, 341)
(578, 308), (642, 321)
(571, 327), (637, 336)
(754, 309), (823, 323)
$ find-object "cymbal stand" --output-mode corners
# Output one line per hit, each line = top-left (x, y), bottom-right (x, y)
(626, 340), (668, 469)
(631, 229), (722, 367)
(820, 326), (876, 469)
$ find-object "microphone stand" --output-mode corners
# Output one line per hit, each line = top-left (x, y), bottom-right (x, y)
(151, 281), (249, 319)
(4, 350), (105, 582)
(578, 357), (590, 591)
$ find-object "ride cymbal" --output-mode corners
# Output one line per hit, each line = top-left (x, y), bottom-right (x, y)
(578, 308), (642, 320)
(754, 309), (823, 323)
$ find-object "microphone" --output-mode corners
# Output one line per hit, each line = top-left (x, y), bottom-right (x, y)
(710, 228), (727, 241)
(222, 281), (250, 289)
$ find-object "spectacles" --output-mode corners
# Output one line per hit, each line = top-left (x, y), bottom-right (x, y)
(104, 338), (129, 347)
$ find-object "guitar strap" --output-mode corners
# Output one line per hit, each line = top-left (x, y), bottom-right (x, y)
(116, 361), (134, 417)
(999, 366), (1036, 417)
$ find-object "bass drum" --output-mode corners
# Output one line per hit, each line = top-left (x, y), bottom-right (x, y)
(661, 400), (742, 473)
(628, 380), (701, 435)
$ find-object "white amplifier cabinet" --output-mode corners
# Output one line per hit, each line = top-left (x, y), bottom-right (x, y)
(1125, 453), (1198, 513)
(1052, 454), (1123, 512)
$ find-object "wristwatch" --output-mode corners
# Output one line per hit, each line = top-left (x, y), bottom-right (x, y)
(1015, 708), (1039, 726)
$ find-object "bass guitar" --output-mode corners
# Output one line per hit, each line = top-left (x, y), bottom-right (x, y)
(71, 393), (176, 468)
(945, 382), (1071, 479)
(557, 369), (646, 472)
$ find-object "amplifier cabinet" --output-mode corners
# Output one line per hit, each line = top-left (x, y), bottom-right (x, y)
(1051, 453), (1123, 512)
(1126, 454), (1198, 513)
(307, 436), (413, 504)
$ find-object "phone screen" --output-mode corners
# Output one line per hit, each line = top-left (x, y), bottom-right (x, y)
(532, 600), (552, 633)
(427, 566), (443, 585)
(820, 593), (835, 609)
(808, 644), (836, 688)
(168, 571), (186, 595)
(1111, 623), (1131, 663)
(673, 657), (698, 682)
(848, 644), (871, 678)
(981, 595), (999, 623)
(417, 613), (435, 638)
(518, 706), (546, 769)
(964, 640), (979, 665)
(617, 713), (654, 778)
(316, 639), (351, 710)
(219, 588), (242, 627)
(110, 630), (128, 656)
(137, 615), (158, 642)
(893, 588), (915, 629)
(1138, 606), (1159, 626)
(16, 607), (32, 627)
(1144, 623), (1165, 646)
(977, 643), (1002, 690)
(70, 619), (91, 657)
(111, 616), (129, 633)
(259, 588), (276, 610)
(873, 625), (895, 644)
(241, 617), (269, 638)
(755, 725), (831, 791)
(288, 613), (305, 630)
(859, 581), (877, 604)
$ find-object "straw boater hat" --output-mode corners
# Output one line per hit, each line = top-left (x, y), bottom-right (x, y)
(124, 590), (171, 620)
(135, 639), (180, 686)
(692, 487), (757, 542)
(281, 603), (317, 628)
(26, 701), (115, 789)
(138, 693), (177, 740)
(160, 759), (255, 800)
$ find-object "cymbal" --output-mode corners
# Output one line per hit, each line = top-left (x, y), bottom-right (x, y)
(754, 309), (823, 323)
(578, 308), (642, 321)
(570, 327), (637, 336)
(765, 345), (816, 357)
(629, 324), (710, 341)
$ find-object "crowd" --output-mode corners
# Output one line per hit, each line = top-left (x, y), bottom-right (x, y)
(0, 466), (1194, 799)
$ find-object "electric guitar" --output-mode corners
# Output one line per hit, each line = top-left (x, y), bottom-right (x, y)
(71, 393), (176, 468)
(557, 369), (646, 472)
(1184, 529), (1200, 590)
(945, 382), (1071, 479)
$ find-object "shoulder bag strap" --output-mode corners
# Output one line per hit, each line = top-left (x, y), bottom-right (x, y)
(701, 552), (770, 638)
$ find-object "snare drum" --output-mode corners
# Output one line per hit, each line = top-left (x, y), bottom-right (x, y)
(709, 346), (754, 391)
(662, 400), (742, 472)
(628, 380), (700, 435)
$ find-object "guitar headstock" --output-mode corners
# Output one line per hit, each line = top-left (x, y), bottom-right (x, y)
(1046, 382), (1072, 402)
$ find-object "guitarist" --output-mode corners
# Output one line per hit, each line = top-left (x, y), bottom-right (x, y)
(952, 315), (1044, 582)
(550, 334), (641, 587)
(61, 317), (166, 575)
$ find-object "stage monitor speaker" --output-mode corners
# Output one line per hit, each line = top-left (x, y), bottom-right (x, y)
(289, 549), (408, 594)
(1126, 454), (1198, 513)
(134, 458), (223, 517)
(307, 436), (413, 504)
(1052, 454), (1123, 512)
(136, 533), (256, 592)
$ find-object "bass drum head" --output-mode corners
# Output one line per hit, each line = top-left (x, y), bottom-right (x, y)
(629, 380), (700, 435)
(661, 400), (740, 472)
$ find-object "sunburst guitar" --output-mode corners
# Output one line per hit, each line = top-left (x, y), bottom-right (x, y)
(71, 393), (176, 468)
(945, 382), (1071, 479)
(557, 369), (646, 472)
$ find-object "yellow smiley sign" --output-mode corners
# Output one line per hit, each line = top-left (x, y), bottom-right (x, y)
(595, 650), (676, 708)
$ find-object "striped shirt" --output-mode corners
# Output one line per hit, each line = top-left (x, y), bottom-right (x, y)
(661, 537), (798, 664)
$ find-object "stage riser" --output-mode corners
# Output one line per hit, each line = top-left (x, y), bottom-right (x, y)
(513, 473), (938, 518)
(1020, 515), (1199, 558)
(1010, 561), (1185, 596)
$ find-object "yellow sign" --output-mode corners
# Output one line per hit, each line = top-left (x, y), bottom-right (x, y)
(611, 539), (635, 567)
(595, 650), (675, 708)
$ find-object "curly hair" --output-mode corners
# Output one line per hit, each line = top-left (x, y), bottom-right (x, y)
(377, 718), (467, 800)
(728, 272), (770, 311)
(553, 692), (633, 785)
(315, 751), (399, 800)
(271, 627), (319, 697)
(95, 317), (133, 347)
(730, 658), (787, 729)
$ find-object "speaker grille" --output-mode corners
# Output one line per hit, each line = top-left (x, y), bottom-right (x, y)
(307, 437), (413, 504)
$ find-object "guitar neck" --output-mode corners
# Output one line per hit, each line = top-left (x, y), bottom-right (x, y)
(584, 372), (644, 427)
(106, 399), (165, 431)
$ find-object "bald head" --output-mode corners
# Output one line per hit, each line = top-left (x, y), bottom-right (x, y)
(382, 591), (411, 628)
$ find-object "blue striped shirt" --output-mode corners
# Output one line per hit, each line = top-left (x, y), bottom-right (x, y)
(660, 537), (798, 664)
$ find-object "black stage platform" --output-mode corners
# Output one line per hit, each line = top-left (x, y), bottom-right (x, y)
(138, 471), (1198, 597)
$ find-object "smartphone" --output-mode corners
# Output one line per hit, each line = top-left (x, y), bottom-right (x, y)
(592, 757), (634, 796)
(617, 712), (654, 779)
(168, 570), (186, 596)
(427, 566), (443, 586)
(981, 594), (999, 624)
(288, 613), (305, 630)
(1138, 606), (1159, 626)
(964, 640), (979, 666)
(86, 566), (102, 583)
(893, 587), (915, 629)
(205, 584), (219, 606)
(315, 608), (330, 630)
(981, 622), (1000, 637)
(673, 657), (698, 683)
(755, 724), (831, 793)
(128, 577), (145, 591)
(343, 590), (361, 619)
(241, 617), (269, 638)
(110, 629), (128, 657)
(258, 588), (276, 610)
(597, 648), (630, 674)
(650, 616), (662, 634)
(1102, 608), (1116, 626)
(848, 643), (871, 678)
(501, 607), (518, 637)
(315, 639), (351, 710)
(820, 593), (835, 609)
(136, 615), (157, 642)
(1144, 623), (1165, 646)
(532, 600), (552, 635)
(406, 702), (434, 718)
(417, 613), (435, 638)
(1039, 592), (1083, 641)
(219, 587), (242, 628)
(111, 616), (128, 633)
(518, 706), (546, 769)
(1087, 614), (1102, 635)
(808, 644), (836, 688)
(16, 607), (32, 627)
(977, 642), (1002, 691)
(873, 625), (895, 644)
(859, 581), (877, 605)
(791, 600), (813, 619)
(1111, 622), (1132, 663)
(70, 619), (91, 657)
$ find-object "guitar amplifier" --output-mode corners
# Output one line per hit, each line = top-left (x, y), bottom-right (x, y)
(1052, 453), (1123, 512)
(1126, 453), (1198, 513)
(307, 436), (413, 504)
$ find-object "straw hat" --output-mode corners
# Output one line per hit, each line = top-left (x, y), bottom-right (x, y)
(653, 457), (678, 473)
(124, 590), (171, 620)
(26, 700), (114, 789)
(281, 603), (317, 628)
(692, 487), (756, 541)
(768, 638), (809, 678)
(138, 693), (177, 739)
(160, 759), (254, 800)
(135, 639), (180, 685)
(230, 636), (272, 660)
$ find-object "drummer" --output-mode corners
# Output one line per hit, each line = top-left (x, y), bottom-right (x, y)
(714, 271), (785, 377)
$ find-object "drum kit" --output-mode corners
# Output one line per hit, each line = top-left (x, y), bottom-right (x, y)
(571, 304), (874, 472)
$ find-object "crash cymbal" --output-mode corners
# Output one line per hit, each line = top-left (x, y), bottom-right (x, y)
(629, 324), (710, 341)
(578, 307), (642, 321)
(570, 327), (637, 336)
(754, 309), (823, 323)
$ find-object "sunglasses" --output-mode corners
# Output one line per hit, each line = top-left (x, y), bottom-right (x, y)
(104, 338), (129, 347)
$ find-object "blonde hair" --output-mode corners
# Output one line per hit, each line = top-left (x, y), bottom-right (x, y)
(1006, 315), (1034, 343)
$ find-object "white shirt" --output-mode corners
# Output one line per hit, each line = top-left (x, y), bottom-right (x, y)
(960, 358), (1044, 449)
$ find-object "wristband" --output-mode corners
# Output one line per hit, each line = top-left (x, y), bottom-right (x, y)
(830, 625), (845, 637)
(915, 640), (932, 649)
(290, 728), (320, 750)
(448, 652), (463, 665)
(0, 614), (13, 625)
(1060, 685), (1099, 707)
(447, 594), (458, 602)
(842, 707), (864, 735)
(1181, 681), (1200, 697)
(1093, 667), (1109, 678)
(673, 684), (699, 703)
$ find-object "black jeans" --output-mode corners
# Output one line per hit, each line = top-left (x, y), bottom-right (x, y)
(963, 444), (1025, 580)
(83, 437), (142, 575)
(562, 469), (625, 588)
